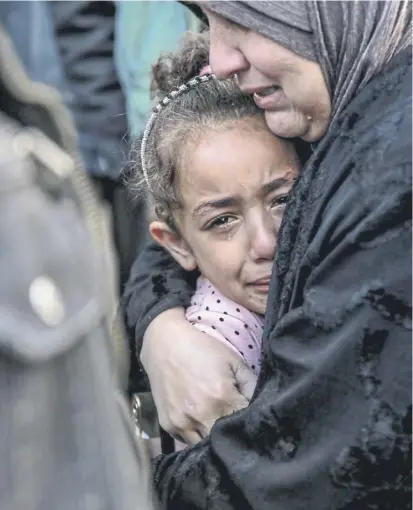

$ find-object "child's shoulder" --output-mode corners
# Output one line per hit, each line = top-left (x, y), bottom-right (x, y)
(186, 277), (263, 374)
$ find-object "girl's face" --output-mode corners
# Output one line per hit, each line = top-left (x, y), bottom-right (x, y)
(151, 117), (299, 315)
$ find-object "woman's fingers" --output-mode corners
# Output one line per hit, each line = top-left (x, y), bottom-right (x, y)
(141, 308), (257, 442)
(195, 390), (250, 438)
(232, 361), (258, 401)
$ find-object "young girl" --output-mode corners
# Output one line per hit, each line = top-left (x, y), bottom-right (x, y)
(129, 32), (300, 377)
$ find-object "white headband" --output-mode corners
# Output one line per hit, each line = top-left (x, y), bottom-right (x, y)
(140, 73), (214, 192)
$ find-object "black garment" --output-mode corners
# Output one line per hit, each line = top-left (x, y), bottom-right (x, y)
(0, 24), (153, 510)
(50, 0), (146, 292)
(123, 239), (198, 393)
(50, 0), (128, 180)
(123, 47), (412, 509)
(51, 1), (148, 392)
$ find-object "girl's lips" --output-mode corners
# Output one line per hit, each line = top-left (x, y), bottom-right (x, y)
(253, 88), (286, 110)
(250, 283), (270, 294)
(248, 277), (271, 293)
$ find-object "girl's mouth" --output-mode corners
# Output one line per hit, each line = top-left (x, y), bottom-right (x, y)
(247, 277), (271, 293)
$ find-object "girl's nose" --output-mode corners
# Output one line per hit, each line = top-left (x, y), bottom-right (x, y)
(249, 220), (277, 262)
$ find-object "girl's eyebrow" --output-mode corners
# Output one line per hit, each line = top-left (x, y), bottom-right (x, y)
(260, 176), (294, 196)
(192, 197), (238, 219)
(192, 175), (295, 219)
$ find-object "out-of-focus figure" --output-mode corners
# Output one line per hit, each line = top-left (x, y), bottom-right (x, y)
(0, 23), (154, 510)
(50, 0), (201, 396)
(114, 0), (200, 137)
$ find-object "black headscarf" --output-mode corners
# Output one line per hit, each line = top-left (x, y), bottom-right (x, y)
(204, 1), (412, 120)
(199, 0), (412, 325)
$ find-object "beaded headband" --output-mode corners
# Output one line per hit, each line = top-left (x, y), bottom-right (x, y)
(141, 72), (215, 192)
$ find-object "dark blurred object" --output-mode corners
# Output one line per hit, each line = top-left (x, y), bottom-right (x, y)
(50, 0), (128, 180)
(49, 0), (150, 394)
(0, 24), (154, 510)
(50, 0), (147, 290)
(180, 1), (208, 26)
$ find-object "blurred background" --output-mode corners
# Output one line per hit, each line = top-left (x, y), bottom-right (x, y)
(0, 0), (202, 456)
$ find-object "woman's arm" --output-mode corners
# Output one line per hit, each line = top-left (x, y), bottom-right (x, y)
(123, 241), (257, 443)
(122, 240), (198, 352)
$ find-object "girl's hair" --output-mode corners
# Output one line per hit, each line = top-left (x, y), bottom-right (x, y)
(128, 31), (262, 227)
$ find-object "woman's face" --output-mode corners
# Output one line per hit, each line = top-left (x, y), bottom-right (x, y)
(175, 118), (299, 315)
(203, 8), (332, 142)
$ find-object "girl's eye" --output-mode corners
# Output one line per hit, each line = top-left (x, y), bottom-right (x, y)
(206, 215), (235, 230)
(271, 193), (290, 208)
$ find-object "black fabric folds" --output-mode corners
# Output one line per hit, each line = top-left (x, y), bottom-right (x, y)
(123, 48), (412, 509)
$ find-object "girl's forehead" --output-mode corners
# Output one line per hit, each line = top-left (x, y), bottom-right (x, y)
(185, 123), (297, 174)
(179, 125), (298, 203)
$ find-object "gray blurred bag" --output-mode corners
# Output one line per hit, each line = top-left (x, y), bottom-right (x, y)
(0, 25), (154, 510)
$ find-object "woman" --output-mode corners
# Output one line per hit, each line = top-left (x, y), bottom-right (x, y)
(123, 2), (412, 508)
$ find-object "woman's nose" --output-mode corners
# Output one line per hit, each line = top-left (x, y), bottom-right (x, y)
(209, 32), (249, 80)
(249, 221), (277, 262)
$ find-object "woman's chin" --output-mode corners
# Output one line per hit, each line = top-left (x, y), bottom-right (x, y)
(265, 110), (310, 140)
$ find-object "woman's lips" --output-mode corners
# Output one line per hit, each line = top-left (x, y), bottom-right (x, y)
(255, 85), (280, 97)
(253, 88), (285, 110)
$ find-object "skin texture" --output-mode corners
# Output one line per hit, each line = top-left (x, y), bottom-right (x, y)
(204, 8), (332, 142)
(151, 117), (299, 315)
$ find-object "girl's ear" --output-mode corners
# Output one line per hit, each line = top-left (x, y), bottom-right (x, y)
(150, 221), (197, 271)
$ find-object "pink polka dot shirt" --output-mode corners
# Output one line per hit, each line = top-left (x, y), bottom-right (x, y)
(185, 276), (264, 375)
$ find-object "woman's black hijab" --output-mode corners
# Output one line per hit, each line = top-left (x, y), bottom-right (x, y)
(198, 0), (412, 322)
(203, 1), (412, 120)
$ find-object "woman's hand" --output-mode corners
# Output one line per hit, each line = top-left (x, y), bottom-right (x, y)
(141, 308), (257, 445)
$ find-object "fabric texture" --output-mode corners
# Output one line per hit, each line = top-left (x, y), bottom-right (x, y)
(205, 0), (412, 119)
(186, 277), (263, 375)
(206, 1), (316, 62)
(50, 1), (154, 391)
(124, 45), (412, 509)
(0, 24), (154, 510)
(50, 0), (129, 179)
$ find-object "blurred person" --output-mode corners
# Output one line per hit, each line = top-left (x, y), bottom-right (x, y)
(123, 1), (412, 508)
(0, 24), (154, 510)
(50, 0), (136, 293)
(114, 0), (200, 138)
(51, 0), (200, 395)
(1, 0), (132, 389)
(51, 0), (201, 290)
(0, 0), (69, 95)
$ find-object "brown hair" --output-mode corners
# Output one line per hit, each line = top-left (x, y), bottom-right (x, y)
(128, 31), (263, 228)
